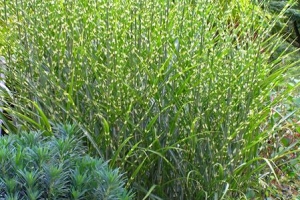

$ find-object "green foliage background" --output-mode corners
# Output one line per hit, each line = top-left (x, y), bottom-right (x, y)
(0, 0), (299, 199)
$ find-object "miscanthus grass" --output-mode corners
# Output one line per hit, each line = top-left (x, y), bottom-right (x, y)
(0, 0), (299, 199)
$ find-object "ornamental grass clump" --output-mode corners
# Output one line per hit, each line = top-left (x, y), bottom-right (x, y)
(0, 124), (133, 200)
(1, 0), (299, 199)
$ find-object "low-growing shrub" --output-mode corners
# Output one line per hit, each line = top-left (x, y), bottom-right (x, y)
(0, 124), (133, 200)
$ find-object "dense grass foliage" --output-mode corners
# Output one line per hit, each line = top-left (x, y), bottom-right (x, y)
(0, 124), (133, 200)
(0, 0), (299, 199)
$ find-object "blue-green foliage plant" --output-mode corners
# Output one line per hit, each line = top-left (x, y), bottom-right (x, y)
(0, 124), (133, 200)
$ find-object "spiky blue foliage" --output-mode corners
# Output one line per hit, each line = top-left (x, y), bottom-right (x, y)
(0, 124), (133, 200)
